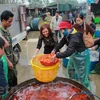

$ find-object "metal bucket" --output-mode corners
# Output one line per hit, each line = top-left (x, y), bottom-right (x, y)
(4, 77), (95, 100)
(29, 18), (44, 31)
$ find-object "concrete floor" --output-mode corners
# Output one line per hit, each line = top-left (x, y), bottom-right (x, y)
(16, 31), (100, 99)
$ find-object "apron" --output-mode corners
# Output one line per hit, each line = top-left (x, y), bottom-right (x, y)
(66, 49), (92, 91)
(1, 55), (8, 99)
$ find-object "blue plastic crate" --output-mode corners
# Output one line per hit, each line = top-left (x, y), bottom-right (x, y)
(63, 58), (69, 68)
(98, 47), (100, 52)
(63, 58), (98, 72)
(89, 61), (99, 71)
(94, 30), (100, 38)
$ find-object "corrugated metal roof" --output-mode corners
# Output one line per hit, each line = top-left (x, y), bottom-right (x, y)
(48, 0), (79, 7)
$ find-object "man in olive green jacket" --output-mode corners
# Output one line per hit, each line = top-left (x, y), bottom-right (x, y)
(0, 10), (17, 89)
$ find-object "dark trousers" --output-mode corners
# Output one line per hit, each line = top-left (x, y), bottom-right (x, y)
(0, 96), (2, 100)
(8, 66), (17, 90)
(99, 52), (100, 61)
(55, 30), (61, 38)
(55, 30), (61, 43)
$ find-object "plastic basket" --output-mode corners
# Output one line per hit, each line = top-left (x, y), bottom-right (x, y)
(30, 54), (61, 82)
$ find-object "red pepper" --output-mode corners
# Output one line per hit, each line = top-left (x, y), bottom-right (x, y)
(39, 54), (59, 66)
(12, 83), (90, 100)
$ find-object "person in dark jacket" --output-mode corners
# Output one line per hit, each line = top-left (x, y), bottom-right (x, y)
(88, 17), (96, 31)
(51, 21), (91, 91)
(0, 37), (8, 99)
(73, 13), (94, 76)
(74, 13), (94, 36)
(33, 24), (57, 58)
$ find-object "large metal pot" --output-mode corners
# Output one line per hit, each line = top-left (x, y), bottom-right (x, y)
(4, 77), (95, 100)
